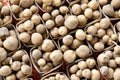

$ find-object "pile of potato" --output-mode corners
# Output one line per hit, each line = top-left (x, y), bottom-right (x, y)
(31, 39), (63, 74)
(0, 1), (12, 26)
(0, 0), (120, 80)
(0, 50), (32, 80)
(85, 18), (117, 52)
(0, 25), (19, 52)
(17, 14), (48, 47)
(67, 58), (100, 80)
(97, 46), (120, 80)
(99, 0), (120, 18)
(9, 0), (38, 19)
(58, 30), (92, 63)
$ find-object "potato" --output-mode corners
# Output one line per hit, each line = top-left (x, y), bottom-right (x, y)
(3, 36), (18, 51)
(64, 15), (78, 30)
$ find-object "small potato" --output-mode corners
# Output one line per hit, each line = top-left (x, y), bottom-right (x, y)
(115, 57), (120, 65)
(23, 20), (34, 31)
(6, 74), (16, 80)
(19, 32), (30, 43)
(84, 8), (93, 19)
(60, 45), (69, 52)
(50, 50), (63, 62)
(99, 0), (107, 5)
(3, 36), (18, 51)
(46, 20), (55, 29)
(90, 37), (98, 45)
(100, 66), (109, 75)
(30, 5), (38, 13)
(32, 49), (42, 60)
(91, 69), (100, 80)
(81, 3), (88, 11)
(104, 50), (113, 59)
(111, 34), (118, 41)
(42, 39), (55, 52)
(107, 28), (114, 36)
(77, 15), (87, 26)
(76, 45), (90, 58)
(1, 6), (10, 15)
(21, 64), (31, 75)
(42, 4), (53, 12)
(64, 15), (78, 30)
(38, 58), (46, 67)
(16, 70), (25, 79)
(78, 61), (87, 70)
(23, 9), (32, 18)
(42, 13), (51, 21)
(62, 35), (73, 46)
(59, 6), (69, 14)
(97, 53), (109, 66)
(58, 26), (68, 36)
(71, 74), (80, 80)
(94, 42), (104, 51)
(3, 16), (11, 24)
(76, 70), (82, 78)
(36, 24), (45, 34)
(92, 10), (100, 19)
(0, 27), (8, 35)
(12, 50), (25, 61)
(50, 27), (59, 38)
(106, 68), (114, 79)
(88, 0), (99, 10)
(114, 45), (120, 54)
(75, 29), (86, 41)
(17, 24), (25, 33)
(72, 4), (81, 15)
(69, 64), (79, 74)
(43, 52), (51, 61)
(86, 34), (93, 41)
(108, 59), (117, 68)
(82, 69), (91, 79)
(94, 23), (100, 29)
(87, 26), (97, 35)
(100, 18), (111, 29)
(102, 4), (115, 17)
(31, 14), (41, 25)
(55, 15), (64, 26)
(86, 58), (96, 69)
(9, 30), (17, 38)
(71, 39), (82, 49)
(31, 33), (43, 45)
(114, 68), (120, 80)
(0, 66), (12, 77)
(0, 47), (7, 62)
(11, 5), (20, 13)
(11, 61), (21, 71)
(22, 54), (30, 63)
(64, 50), (76, 63)
(97, 29), (106, 38)
(111, 0), (120, 9)
(2, 57), (12, 65)
(51, 9), (59, 17)
(102, 35), (110, 43)
(52, 0), (62, 7)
